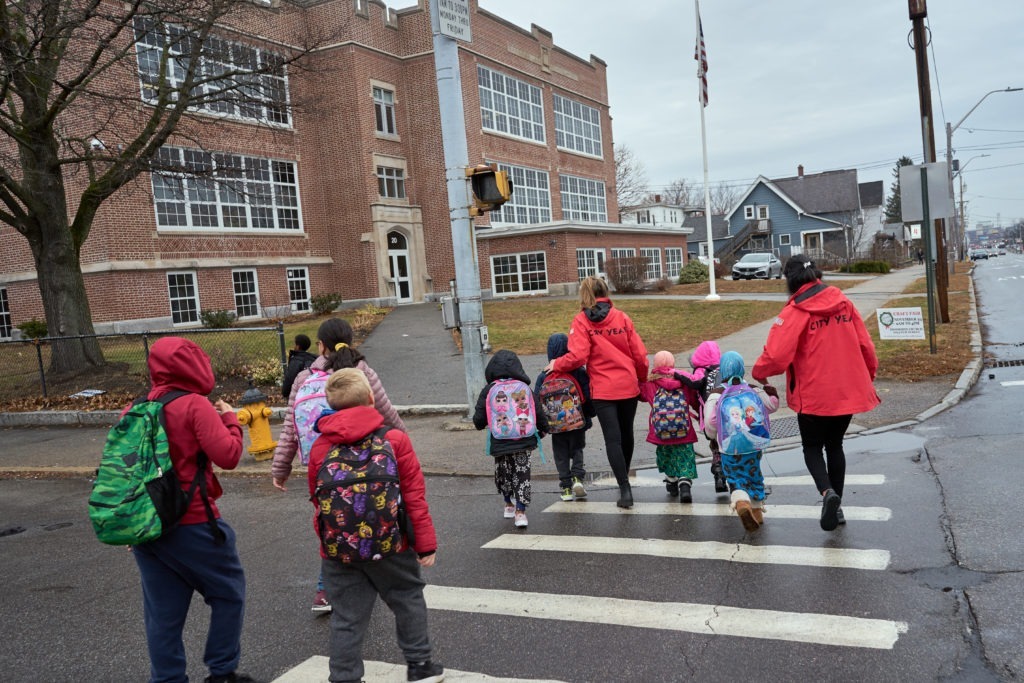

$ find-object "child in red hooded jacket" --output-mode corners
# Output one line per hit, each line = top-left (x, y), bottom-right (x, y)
(308, 368), (442, 683)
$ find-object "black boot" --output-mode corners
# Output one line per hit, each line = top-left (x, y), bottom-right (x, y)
(711, 462), (728, 493)
(678, 480), (692, 503)
(617, 482), (634, 509)
(664, 478), (679, 497)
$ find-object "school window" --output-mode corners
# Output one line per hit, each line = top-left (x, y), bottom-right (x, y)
(491, 252), (548, 296)
(664, 247), (683, 279)
(778, 234), (791, 246)
(489, 162), (551, 225)
(576, 248), (605, 281)
(373, 86), (397, 136)
(167, 271), (200, 325)
(134, 19), (290, 126)
(287, 267), (310, 312)
(377, 166), (406, 199)
(553, 93), (603, 158)
(757, 205), (770, 220)
(152, 147), (302, 232)
(0, 287), (10, 338)
(560, 174), (607, 222)
(640, 248), (662, 280)
(232, 269), (260, 319)
(477, 65), (545, 143)
(611, 248), (635, 259)
(744, 205), (755, 220)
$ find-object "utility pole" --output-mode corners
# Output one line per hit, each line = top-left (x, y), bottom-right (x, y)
(430, 0), (486, 414)
(908, 0), (949, 323)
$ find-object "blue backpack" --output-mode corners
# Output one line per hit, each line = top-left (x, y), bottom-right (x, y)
(715, 381), (771, 455)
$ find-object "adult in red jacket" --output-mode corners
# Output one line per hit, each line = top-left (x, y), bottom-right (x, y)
(129, 337), (250, 683)
(752, 255), (880, 532)
(545, 276), (649, 508)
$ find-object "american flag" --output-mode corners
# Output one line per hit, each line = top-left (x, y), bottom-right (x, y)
(695, 15), (708, 106)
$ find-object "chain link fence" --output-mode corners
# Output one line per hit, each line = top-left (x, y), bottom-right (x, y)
(0, 325), (286, 399)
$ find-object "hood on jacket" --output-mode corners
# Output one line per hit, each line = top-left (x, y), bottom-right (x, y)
(485, 349), (532, 384)
(584, 299), (613, 323)
(546, 333), (569, 361)
(147, 337), (215, 397)
(789, 281), (848, 316)
(689, 340), (721, 369)
(316, 405), (385, 445)
(719, 351), (746, 385)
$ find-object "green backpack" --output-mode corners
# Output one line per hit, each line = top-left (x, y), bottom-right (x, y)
(89, 390), (219, 546)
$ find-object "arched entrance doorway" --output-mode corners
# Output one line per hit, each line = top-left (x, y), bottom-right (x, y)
(387, 230), (413, 303)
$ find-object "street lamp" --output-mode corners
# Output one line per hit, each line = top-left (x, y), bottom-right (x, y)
(953, 154), (989, 256)
(946, 87), (1023, 260)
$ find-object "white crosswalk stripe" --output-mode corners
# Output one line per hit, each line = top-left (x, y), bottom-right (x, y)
(272, 656), (566, 682)
(482, 533), (891, 570)
(542, 500), (892, 521)
(763, 474), (886, 486)
(424, 585), (909, 650)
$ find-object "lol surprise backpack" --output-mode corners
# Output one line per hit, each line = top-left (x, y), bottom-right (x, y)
(312, 427), (407, 563)
(650, 386), (690, 442)
(537, 372), (585, 434)
(485, 378), (537, 440)
(715, 380), (771, 455)
(292, 369), (331, 464)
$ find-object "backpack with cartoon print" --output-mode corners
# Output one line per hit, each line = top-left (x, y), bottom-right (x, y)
(292, 369), (331, 465)
(650, 386), (690, 441)
(312, 427), (408, 563)
(715, 380), (771, 455)
(485, 378), (537, 440)
(537, 372), (585, 434)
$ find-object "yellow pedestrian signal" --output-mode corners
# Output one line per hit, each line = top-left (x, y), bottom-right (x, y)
(466, 163), (513, 216)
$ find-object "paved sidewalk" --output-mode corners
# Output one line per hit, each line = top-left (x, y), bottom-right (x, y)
(0, 263), (982, 481)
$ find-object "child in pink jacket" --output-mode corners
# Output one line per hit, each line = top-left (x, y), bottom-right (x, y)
(639, 351), (701, 502)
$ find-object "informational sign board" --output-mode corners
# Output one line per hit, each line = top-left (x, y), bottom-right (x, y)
(876, 307), (926, 340)
(437, 0), (472, 41)
(900, 163), (954, 221)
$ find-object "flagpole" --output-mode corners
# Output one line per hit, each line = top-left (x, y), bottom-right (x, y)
(695, 0), (718, 301)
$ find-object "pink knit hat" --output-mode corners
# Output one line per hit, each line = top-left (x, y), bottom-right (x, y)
(688, 341), (721, 369)
(653, 350), (675, 369)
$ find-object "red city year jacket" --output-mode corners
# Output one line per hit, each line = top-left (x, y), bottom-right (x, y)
(552, 299), (649, 401)
(308, 405), (437, 558)
(752, 281), (880, 416)
(142, 337), (244, 524)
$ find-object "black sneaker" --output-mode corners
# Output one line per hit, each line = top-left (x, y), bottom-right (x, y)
(205, 674), (258, 683)
(678, 481), (692, 503)
(407, 660), (444, 682)
(710, 463), (729, 493)
(820, 490), (841, 531)
(665, 479), (679, 496)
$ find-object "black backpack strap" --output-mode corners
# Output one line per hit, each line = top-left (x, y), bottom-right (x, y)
(194, 452), (226, 545)
(793, 282), (827, 304)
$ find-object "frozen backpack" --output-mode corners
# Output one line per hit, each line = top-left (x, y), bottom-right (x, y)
(650, 386), (690, 442)
(292, 369), (331, 465)
(312, 427), (408, 563)
(715, 380), (771, 455)
(485, 378), (537, 440)
(537, 372), (584, 434)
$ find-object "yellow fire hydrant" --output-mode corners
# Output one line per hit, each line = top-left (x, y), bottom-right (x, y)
(236, 383), (277, 461)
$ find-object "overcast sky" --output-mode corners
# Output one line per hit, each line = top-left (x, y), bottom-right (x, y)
(463, 0), (1024, 229)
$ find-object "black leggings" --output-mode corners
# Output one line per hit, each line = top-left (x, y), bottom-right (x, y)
(797, 413), (853, 496)
(592, 398), (639, 486)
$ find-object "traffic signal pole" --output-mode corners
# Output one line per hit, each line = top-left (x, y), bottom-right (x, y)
(430, 1), (486, 414)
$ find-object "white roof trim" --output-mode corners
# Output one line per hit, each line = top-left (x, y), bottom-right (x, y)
(476, 220), (693, 239)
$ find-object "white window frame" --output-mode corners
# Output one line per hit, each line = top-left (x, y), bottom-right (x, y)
(553, 93), (603, 158)
(134, 19), (290, 127)
(372, 85), (397, 136)
(489, 162), (551, 226)
(376, 166), (406, 199)
(744, 205), (755, 220)
(560, 174), (607, 222)
(287, 267), (311, 312)
(491, 251), (548, 296)
(778, 233), (792, 246)
(750, 237), (767, 250)
(0, 287), (10, 338)
(637, 210), (651, 224)
(699, 242), (709, 257)
(152, 147), (302, 232)
(640, 248), (662, 280)
(664, 247), (684, 279)
(477, 65), (545, 143)
(167, 271), (200, 326)
(611, 248), (636, 259)
(576, 248), (606, 281)
(232, 269), (260, 319)
(757, 205), (770, 219)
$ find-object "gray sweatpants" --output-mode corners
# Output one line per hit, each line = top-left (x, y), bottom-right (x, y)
(321, 550), (433, 682)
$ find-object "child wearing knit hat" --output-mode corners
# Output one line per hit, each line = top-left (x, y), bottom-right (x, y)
(639, 350), (702, 503)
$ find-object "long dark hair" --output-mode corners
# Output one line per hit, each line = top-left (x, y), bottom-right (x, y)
(317, 318), (366, 371)
(784, 254), (823, 294)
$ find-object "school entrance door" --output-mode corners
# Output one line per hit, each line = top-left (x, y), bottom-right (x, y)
(388, 231), (412, 303)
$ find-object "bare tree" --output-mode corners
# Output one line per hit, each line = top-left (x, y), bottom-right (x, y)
(614, 144), (649, 214)
(0, 0), (327, 372)
(709, 181), (739, 215)
(663, 178), (696, 207)
(837, 209), (871, 269)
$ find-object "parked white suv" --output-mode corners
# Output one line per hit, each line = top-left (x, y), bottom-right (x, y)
(731, 252), (782, 280)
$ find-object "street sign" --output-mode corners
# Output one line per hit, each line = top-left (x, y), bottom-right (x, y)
(899, 162), (953, 221)
(876, 307), (926, 340)
(437, 0), (472, 42)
